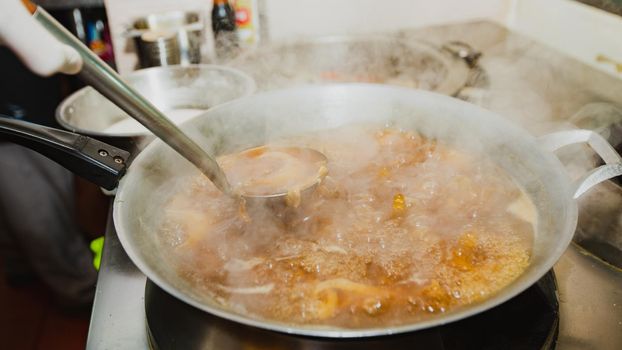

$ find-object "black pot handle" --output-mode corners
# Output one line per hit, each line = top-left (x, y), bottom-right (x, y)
(0, 117), (130, 190)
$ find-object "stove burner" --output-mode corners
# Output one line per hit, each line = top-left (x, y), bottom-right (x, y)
(145, 272), (559, 350)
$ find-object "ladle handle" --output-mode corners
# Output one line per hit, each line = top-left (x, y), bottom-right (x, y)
(0, 117), (129, 190)
(539, 129), (622, 198)
(31, 7), (232, 195)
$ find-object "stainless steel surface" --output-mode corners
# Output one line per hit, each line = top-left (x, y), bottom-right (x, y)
(555, 244), (622, 349)
(35, 7), (232, 194)
(127, 11), (204, 68)
(87, 212), (148, 350)
(88, 21), (622, 348)
(229, 35), (472, 95)
(113, 84), (582, 337)
(56, 65), (256, 138)
(398, 22), (622, 133)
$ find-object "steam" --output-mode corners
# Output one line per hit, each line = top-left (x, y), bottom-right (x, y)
(458, 27), (622, 266)
(127, 26), (622, 320)
(228, 37), (449, 92)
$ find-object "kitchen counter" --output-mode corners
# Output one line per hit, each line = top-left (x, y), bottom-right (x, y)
(86, 211), (148, 349)
(87, 20), (622, 349)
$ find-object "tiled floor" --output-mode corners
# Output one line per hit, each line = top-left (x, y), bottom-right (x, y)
(0, 262), (90, 350)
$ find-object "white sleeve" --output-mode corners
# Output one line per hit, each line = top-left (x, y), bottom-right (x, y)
(0, 0), (82, 76)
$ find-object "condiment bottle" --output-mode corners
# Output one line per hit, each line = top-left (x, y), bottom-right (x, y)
(233, 0), (260, 48)
(211, 0), (239, 60)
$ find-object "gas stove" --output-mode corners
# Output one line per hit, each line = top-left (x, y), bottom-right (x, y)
(86, 21), (622, 349)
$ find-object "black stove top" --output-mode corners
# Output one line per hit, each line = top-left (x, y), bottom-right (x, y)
(145, 271), (559, 350)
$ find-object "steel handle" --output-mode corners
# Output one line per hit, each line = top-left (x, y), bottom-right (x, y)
(539, 129), (622, 198)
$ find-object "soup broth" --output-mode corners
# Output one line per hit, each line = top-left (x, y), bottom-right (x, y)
(157, 125), (535, 328)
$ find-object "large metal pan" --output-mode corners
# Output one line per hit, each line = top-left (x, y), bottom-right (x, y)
(1, 85), (620, 339)
(229, 36), (474, 95)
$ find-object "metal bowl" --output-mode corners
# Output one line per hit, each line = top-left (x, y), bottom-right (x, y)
(56, 64), (256, 152)
(229, 35), (471, 95)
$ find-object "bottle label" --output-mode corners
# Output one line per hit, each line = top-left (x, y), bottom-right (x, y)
(233, 0), (260, 47)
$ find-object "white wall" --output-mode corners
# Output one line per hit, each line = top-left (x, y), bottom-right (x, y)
(262, 0), (514, 40)
(508, 0), (622, 77)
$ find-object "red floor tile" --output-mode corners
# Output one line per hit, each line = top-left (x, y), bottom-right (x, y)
(0, 260), (90, 350)
(0, 279), (47, 350)
(35, 307), (89, 350)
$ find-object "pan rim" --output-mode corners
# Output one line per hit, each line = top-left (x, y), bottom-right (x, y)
(113, 84), (578, 338)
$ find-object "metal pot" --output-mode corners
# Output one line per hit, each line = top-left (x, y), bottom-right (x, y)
(56, 64), (256, 153)
(126, 11), (204, 68)
(1, 85), (620, 339)
(229, 36), (475, 95)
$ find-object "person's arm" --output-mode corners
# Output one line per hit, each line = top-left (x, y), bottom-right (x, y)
(0, 0), (82, 76)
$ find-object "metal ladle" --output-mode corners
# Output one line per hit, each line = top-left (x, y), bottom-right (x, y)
(33, 7), (327, 200)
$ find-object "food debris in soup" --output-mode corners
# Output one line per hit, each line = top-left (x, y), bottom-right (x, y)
(157, 126), (535, 328)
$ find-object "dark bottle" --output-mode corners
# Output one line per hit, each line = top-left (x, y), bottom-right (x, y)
(211, 0), (239, 60)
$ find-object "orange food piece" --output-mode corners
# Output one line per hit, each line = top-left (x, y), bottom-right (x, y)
(377, 167), (390, 178)
(392, 193), (407, 218)
(421, 280), (451, 312)
(314, 288), (339, 319)
(449, 232), (479, 271)
(244, 146), (267, 158)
